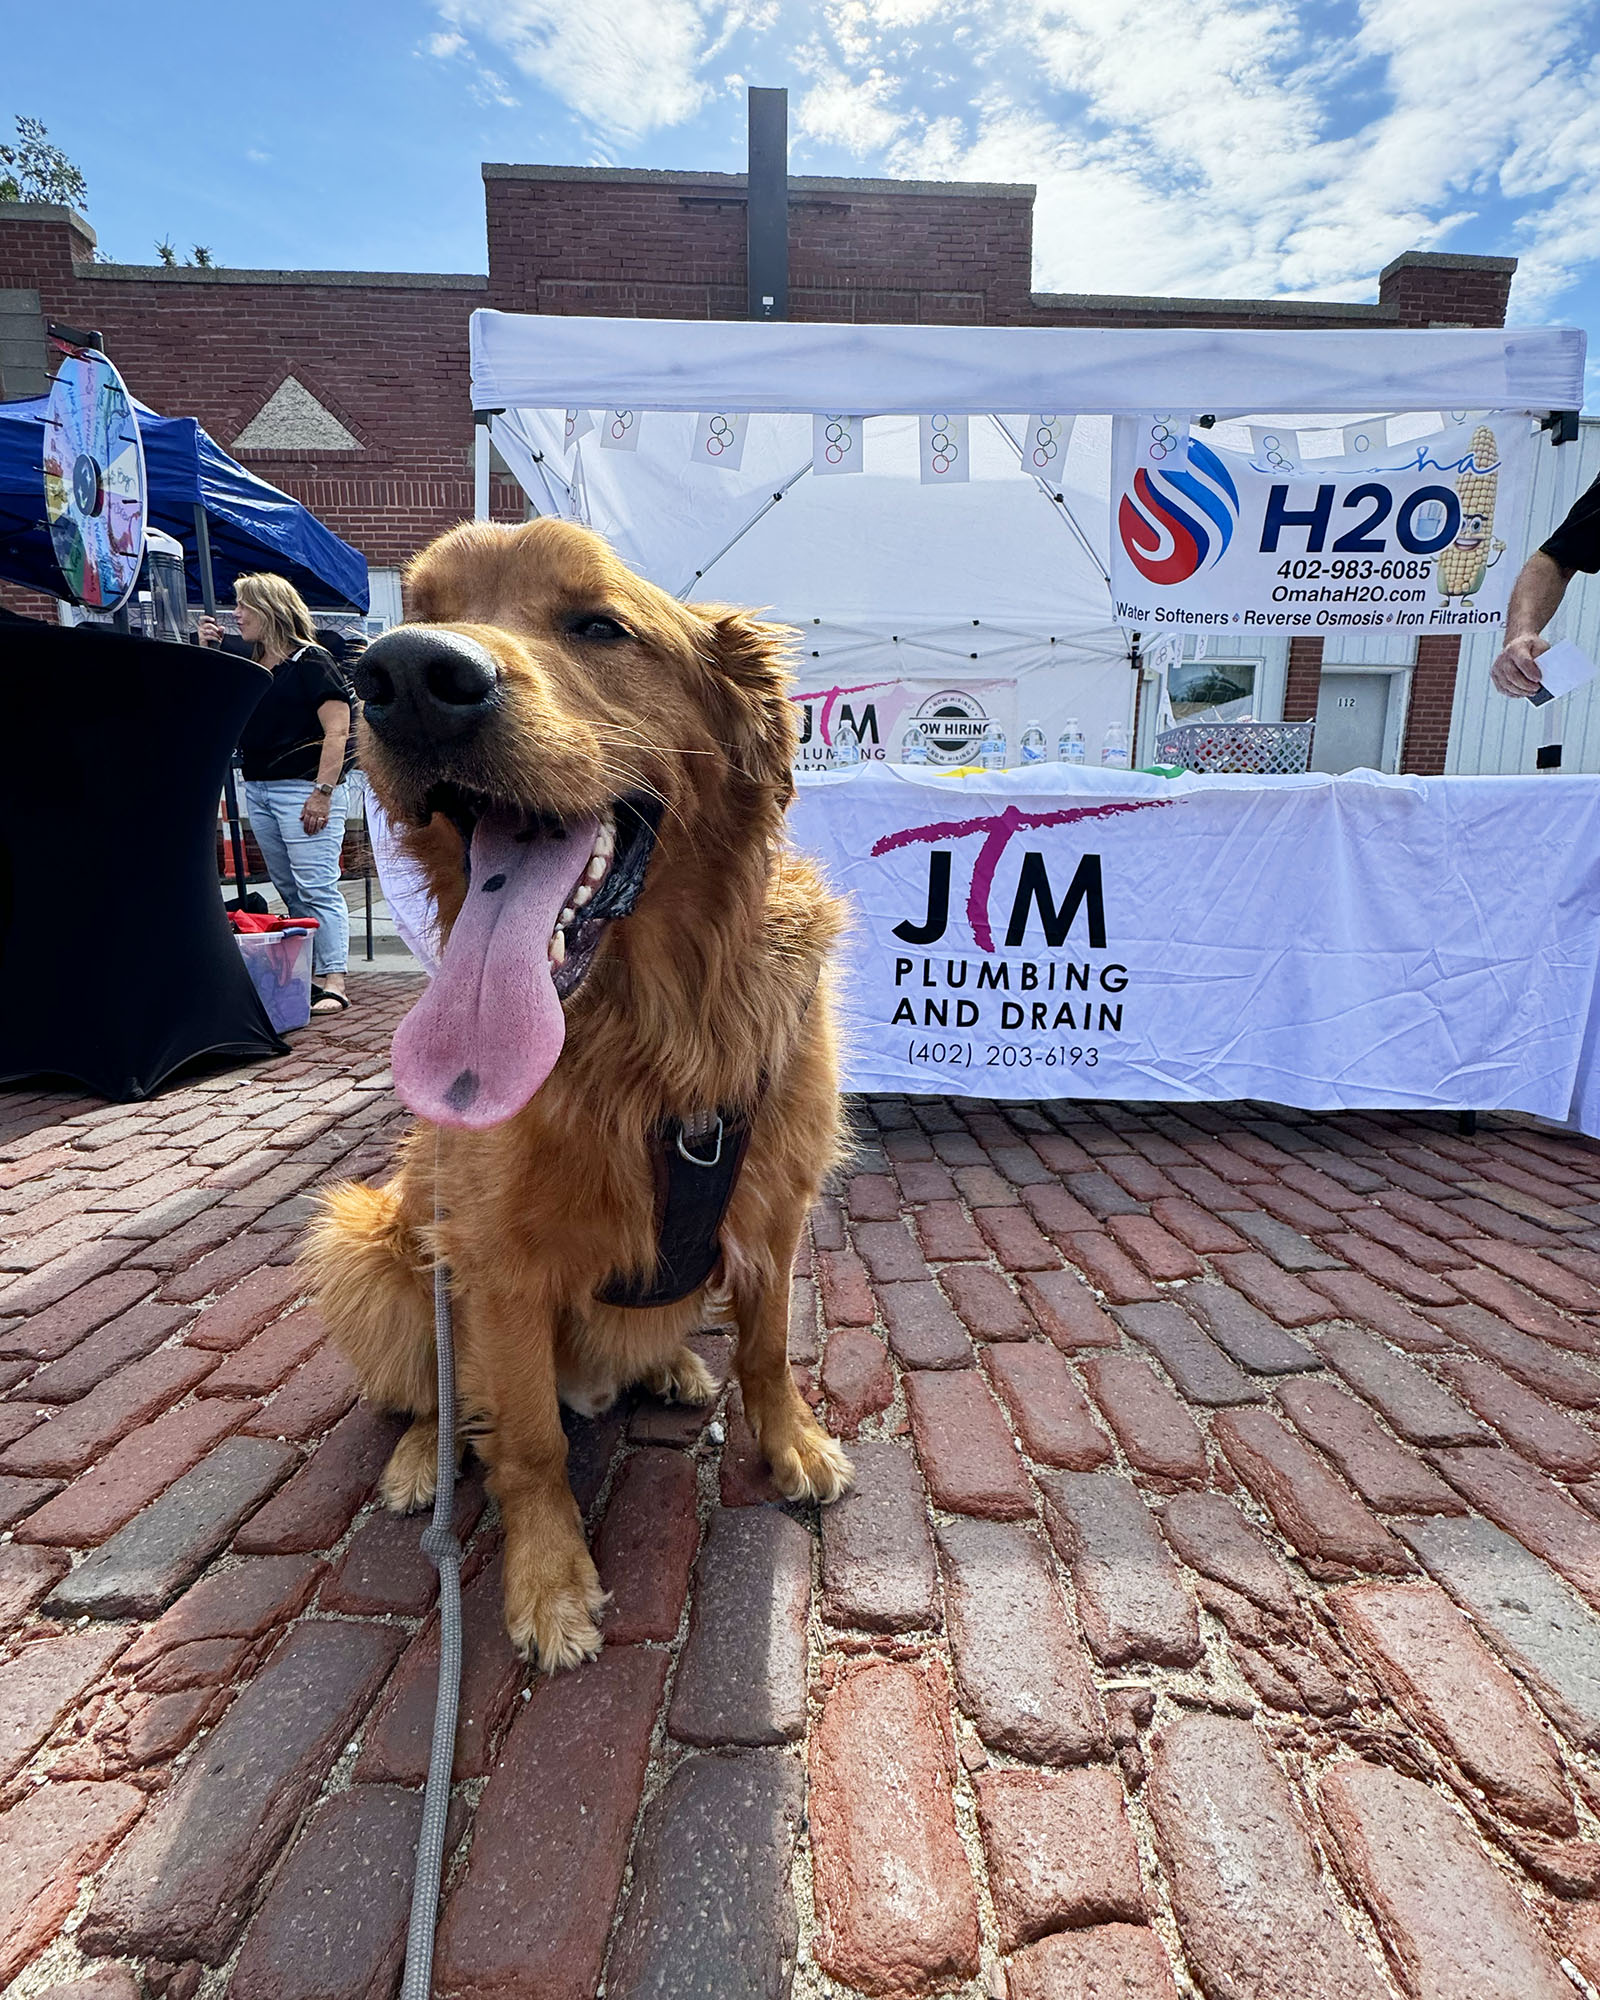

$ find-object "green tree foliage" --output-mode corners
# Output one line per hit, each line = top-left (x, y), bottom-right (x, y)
(0, 116), (88, 207)
(155, 239), (220, 268)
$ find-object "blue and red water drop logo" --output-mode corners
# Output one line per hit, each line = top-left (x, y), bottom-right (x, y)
(1117, 437), (1241, 585)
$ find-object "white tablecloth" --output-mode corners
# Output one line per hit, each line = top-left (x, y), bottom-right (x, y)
(370, 765), (1600, 1135)
(791, 765), (1600, 1133)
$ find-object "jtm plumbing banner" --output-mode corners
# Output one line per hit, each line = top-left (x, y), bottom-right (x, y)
(788, 765), (1600, 1123)
(1109, 413), (1535, 635)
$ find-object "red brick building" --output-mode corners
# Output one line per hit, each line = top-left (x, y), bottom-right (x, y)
(0, 167), (1517, 767)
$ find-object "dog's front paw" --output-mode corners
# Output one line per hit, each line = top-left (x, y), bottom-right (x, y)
(503, 1534), (609, 1672)
(645, 1343), (720, 1407)
(768, 1417), (855, 1505)
(379, 1419), (439, 1513)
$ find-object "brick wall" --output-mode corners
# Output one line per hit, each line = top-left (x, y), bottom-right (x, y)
(1379, 252), (1516, 328)
(0, 580), (61, 620)
(0, 205), (95, 288)
(1401, 636), (1462, 774)
(1284, 634), (1462, 773)
(0, 185), (1517, 591)
(483, 167), (1037, 324)
(485, 168), (1514, 334)
(1284, 638), (1325, 723)
(0, 206), (492, 574)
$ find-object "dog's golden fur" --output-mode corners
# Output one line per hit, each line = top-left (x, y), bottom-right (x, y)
(302, 517), (852, 1668)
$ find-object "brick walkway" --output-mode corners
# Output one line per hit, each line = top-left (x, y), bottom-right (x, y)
(6, 983), (1600, 1997)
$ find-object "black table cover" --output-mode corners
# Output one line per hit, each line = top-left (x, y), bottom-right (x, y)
(0, 624), (288, 1100)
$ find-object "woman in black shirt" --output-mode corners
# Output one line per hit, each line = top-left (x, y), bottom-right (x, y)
(200, 573), (356, 1013)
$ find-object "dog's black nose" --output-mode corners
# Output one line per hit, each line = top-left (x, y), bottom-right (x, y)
(355, 627), (501, 746)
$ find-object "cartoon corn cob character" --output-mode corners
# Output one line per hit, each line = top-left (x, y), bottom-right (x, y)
(1436, 424), (1505, 601)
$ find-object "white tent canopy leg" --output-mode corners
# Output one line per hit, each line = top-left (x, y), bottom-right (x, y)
(474, 421), (490, 524)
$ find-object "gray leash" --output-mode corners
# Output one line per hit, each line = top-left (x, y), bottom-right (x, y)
(399, 1213), (464, 2000)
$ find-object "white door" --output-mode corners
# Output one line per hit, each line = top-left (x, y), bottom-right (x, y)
(1311, 673), (1391, 773)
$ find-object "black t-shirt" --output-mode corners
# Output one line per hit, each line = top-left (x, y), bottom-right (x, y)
(237, 643), (357, 782)
(1542, 472), (1600, 575)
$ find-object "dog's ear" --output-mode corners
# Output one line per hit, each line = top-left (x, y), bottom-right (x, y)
(701, 608), (799, 807)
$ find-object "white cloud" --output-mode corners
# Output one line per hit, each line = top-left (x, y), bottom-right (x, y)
(419, 23), (521, 108)
(795, 65), (907, 151)
(427, 0), (1600, 320)
(435, 0), (726, 143)
(862, 0), (1600, 315)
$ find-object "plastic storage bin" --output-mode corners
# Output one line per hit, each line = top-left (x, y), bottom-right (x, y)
(235, 927), (315, 1032)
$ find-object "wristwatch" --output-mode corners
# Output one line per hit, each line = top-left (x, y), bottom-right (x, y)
(312, 782), (334, 796)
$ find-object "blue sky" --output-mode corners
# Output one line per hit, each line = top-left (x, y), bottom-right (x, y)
(7, 0), (1599, 396)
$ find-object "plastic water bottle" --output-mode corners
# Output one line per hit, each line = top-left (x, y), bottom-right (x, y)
(900, 724), (929, 765)
(833, 729), (862, 770)
(1058, 718), (1086, 764)
(1020, 719), (1048, 764)
(1100, 721), (1130, 769)
(978, 723), (1007, 770)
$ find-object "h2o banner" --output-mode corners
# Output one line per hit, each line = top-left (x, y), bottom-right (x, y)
(787, 766), (1600, 1122)
(1109, 413), (1535, 636)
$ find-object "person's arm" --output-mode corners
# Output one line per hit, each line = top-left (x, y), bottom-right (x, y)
(1490, 550), (1573, 697)
(300, 699), (350, 834)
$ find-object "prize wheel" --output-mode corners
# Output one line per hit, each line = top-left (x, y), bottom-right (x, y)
(43, 348), (147, 611)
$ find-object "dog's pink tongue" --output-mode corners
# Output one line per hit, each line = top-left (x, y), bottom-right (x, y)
(392, 812), (599, 1128)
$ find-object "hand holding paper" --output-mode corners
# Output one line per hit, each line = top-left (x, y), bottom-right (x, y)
(1529, 639), (1599, 705)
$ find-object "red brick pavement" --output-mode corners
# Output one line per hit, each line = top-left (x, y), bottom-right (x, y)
(8, 1000), (1600, 1995)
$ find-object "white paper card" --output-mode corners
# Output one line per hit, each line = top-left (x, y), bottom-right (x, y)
(564, 409), (594, 451)
(1386, 411), (1446, 446)
(920, 414), (969, 485)
(599, 410), (640, 452)
(1249, 424), (1299, 476)
(1530, 639), (1600, 705)
(1022, 414), (1073, 477)
(1298, 427), (1344, 460)
(1137, 413), (1190, 472)
(813, 414), (862, 475)
(693, 411), (749, 470)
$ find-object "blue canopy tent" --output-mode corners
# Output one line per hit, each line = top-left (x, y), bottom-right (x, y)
(0, 395), (368, 610)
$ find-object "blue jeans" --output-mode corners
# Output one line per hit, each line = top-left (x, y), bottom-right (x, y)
(244, 779), (349, 977)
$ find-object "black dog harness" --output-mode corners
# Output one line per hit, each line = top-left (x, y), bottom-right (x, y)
(594, 963), (819, 1312)
(595, 1106), (755, 1309)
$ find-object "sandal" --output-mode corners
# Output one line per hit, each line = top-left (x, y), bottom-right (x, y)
(309, 986), (352, 1015)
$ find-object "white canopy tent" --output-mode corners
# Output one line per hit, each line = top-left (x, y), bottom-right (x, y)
(469, 313), (1587, 765)
(487, 403), (1134, 761)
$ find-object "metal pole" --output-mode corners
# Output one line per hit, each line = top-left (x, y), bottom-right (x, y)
(360, 782), (374, 960)
(192, 501), (218, 619)
(196, 501), (251, 909)
(1537, 694), (1563, 773)
(474, 419), (491, 522)
(747, 87), (789, 321)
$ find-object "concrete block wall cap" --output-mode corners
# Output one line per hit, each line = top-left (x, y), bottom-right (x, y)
(0, 201), (96, 244)
(1381, 250), (1519, 277)
(482, 161), (1038, 199)
(1030, 291), (1399, 321)
(78, 264), (486, 289)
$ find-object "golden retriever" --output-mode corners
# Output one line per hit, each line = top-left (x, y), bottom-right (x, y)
(302, 517), (853, 1669)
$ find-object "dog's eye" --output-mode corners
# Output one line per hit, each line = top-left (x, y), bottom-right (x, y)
(567, 614), (630, 644)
